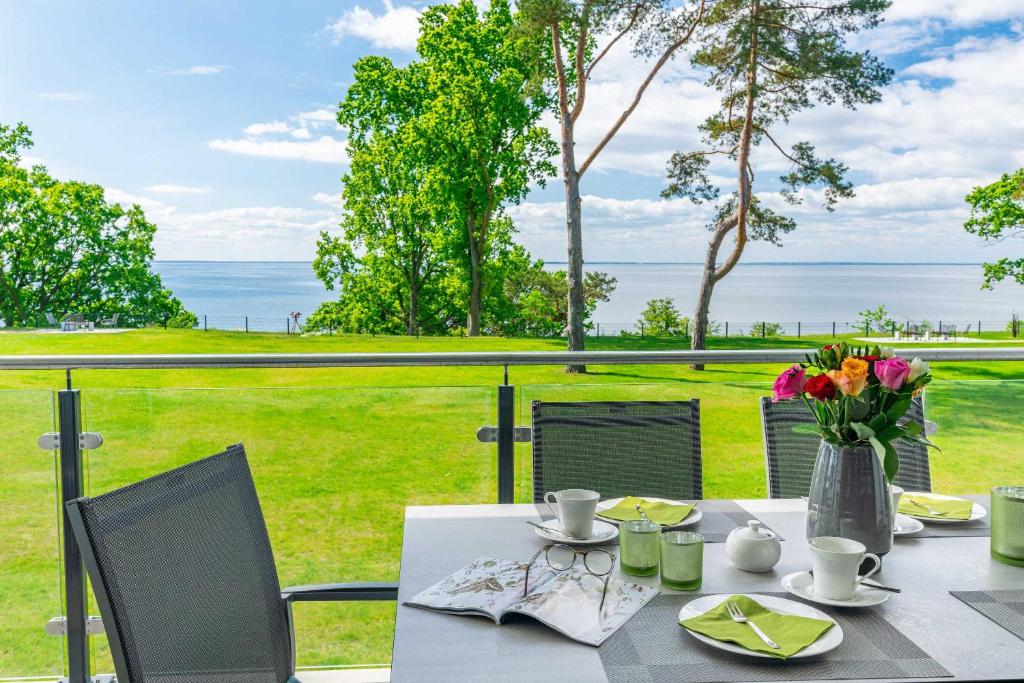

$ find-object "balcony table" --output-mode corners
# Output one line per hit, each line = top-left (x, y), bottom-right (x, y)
(391, 496), (1024, 683)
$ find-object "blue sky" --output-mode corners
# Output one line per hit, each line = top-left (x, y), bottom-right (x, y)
(2, 1), (1023, 262)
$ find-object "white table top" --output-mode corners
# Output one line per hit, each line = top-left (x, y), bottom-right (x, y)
(391, 497), (1024, 682)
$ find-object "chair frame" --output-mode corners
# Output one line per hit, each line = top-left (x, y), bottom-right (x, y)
(64, 445), (397, 683)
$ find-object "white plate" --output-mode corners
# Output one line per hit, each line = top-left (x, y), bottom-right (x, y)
(679, 593), (843, 658)
(595, 497), (702, 528)
(781, 571), (889, 608)
(532, 519), (619, 545)
(899, 493), (987, 524)
(893, 513), (925, 536)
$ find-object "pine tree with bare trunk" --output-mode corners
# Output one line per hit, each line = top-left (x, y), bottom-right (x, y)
(663, 0), (892, 368)
(519, 0), (706, 371)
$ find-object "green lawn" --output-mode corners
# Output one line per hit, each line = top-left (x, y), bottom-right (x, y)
(1, 328), (1022, 676)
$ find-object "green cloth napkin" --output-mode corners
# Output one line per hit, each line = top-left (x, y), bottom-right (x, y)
(596, 496), (694, 526)
(680, 595), (835, 659)
(899, 494), (973, 520)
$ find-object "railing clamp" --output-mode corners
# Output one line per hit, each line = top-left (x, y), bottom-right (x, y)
(37, 432), (104, 451)
(45, 615), (105, 636)
(476, 426), (531, 443)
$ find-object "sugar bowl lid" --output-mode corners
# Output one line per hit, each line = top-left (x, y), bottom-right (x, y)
(732, 520), (776, 541)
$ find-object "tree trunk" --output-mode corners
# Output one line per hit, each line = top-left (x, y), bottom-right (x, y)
(690, 220), (732, 370)
(407, 283), (419, 336)
(564, 164), (586, 373)
(466, 209), (482, 336)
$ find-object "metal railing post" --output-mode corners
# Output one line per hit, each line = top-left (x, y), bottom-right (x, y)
(58, 387), (90, 683)
(497, 383), (515, 504)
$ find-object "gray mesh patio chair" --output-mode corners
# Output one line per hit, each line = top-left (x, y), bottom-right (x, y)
(761, 395), (932, 498)
(65, 443), (397, 683)
(531, 400), (702, 503)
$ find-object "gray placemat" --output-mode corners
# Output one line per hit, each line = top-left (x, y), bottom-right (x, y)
(535, 500), (782, 544)
(600, 592), (951, 682)
(950, 590), (1024, 640)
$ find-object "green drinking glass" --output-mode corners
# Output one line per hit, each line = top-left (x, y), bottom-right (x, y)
(619, 518), (661, 576)
(991, 486), (1024, 567)
(660, 530), (704, 590)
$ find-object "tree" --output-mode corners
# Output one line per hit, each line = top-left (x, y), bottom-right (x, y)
(663, 0), (892, 367)
(416, 0), (556, 335)
(964, 168), (1024, 288)
(495, 265), (617, 337)
(858, 305), (895, 334)
(638, 297), (687, 336)
(0, 123), (191, 328)
(518, 0), (707, 370)
(310, 74), (463, 336)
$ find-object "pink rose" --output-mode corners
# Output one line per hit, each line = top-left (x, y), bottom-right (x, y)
(874, 357), (910, 390)
(772, 365), (807, 401)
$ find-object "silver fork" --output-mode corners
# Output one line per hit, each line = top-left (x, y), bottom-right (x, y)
(726, 601), (780, 649)
(905, 497), (949, 516)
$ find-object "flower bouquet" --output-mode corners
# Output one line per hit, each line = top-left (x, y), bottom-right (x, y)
(772, 342), (936, 483)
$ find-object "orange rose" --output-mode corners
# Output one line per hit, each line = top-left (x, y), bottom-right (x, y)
(828, 365), (867, 397)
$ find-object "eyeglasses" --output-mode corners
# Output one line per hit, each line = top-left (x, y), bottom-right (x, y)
(523, 544), (616, 613)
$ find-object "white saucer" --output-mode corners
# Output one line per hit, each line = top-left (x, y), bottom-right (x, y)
(781, 571), (889, 608)
(679, 593), (843, 658)
(532, 519), (618, 545)
(595, 497), (702, 528)
(893, 513), (925, 536)
(900, 493), (987, 524)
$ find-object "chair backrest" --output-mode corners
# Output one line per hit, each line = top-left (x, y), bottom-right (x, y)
(45, 312), (58, 325)
(65, 444), (293, 683)
(531, 400), (702, 503)
(761, 395), (931, 498)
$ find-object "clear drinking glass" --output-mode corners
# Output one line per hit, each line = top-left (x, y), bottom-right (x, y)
(660, 531), (704, 590)
(991, 486), (1024, 567)
(619, 518), (661, 576)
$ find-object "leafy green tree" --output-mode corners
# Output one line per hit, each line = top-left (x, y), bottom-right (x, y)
(638, 297), (687, 336)
(495, 266), (617, 337)
(964, 168), (1024, 288)
(858, 305), (895, 334)
(518, 0), (707, 368)
(0, 122), (191, 328)
(662, 0), (892, 366)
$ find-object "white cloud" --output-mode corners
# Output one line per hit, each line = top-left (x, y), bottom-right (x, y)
(322, 0), (421, 51)
(208, 135), (348, 163)
(144, 184), (211, 195)
(36, 92), (92, 101)
(243, 121), (290, 136)
(885, 0), (1024, 26)
(211, 108), (346, 163)
(311, 191), (343, 208)
(149, 65), (230, 76)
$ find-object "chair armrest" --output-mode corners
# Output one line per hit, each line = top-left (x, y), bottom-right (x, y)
(282, 582), (398, 602)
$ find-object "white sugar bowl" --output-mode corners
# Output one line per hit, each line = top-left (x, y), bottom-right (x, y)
(726, 520), (781, 572)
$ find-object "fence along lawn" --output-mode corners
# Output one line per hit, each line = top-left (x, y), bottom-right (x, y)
(0, 328), (1021, 675)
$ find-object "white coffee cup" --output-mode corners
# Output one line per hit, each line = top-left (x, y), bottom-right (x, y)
(544, 489), (600, 538)
(809, 536), (881, 601)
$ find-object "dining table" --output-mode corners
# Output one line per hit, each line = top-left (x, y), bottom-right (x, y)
(390, 495), (1024, 682)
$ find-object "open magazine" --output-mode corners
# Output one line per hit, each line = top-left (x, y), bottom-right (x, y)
(403, 556), (658, 646)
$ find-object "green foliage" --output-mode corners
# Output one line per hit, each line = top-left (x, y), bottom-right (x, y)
(0, 122), (192, 328)
(858, 305), (896, 333)
(964, 168), (1024, 288)
(494, 266), (617, 337)
(165, 306), (198, 329)
(311, 0), (557, 336)
(748, 321), (782, 337)
(638, 298), (688, 336)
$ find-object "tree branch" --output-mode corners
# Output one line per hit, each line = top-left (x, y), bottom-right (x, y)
(569, 1), (593, 124)
(583, 6), (641, 82)
(578, 0), (707, 178)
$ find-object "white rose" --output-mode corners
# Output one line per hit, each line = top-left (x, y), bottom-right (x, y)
(907, 358), (930, 381)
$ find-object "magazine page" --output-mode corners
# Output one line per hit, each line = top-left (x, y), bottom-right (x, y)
(505, 569), (658, 646)
(404, 556), (557, 622)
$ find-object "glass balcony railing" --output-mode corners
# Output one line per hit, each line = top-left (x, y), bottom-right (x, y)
(0, 389), (62, 680)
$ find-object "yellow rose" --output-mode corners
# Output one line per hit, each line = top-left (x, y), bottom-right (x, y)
(828, 366), (867, 397)
(840, 357), (869, 379)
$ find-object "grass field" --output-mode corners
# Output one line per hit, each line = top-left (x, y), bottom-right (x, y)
(1, 328), (1022, 677)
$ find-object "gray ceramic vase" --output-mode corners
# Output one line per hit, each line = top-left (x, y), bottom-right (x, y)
(806, 441), (893, 556)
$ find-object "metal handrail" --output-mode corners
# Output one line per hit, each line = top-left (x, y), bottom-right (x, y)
(0, 346), (1023, 370)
